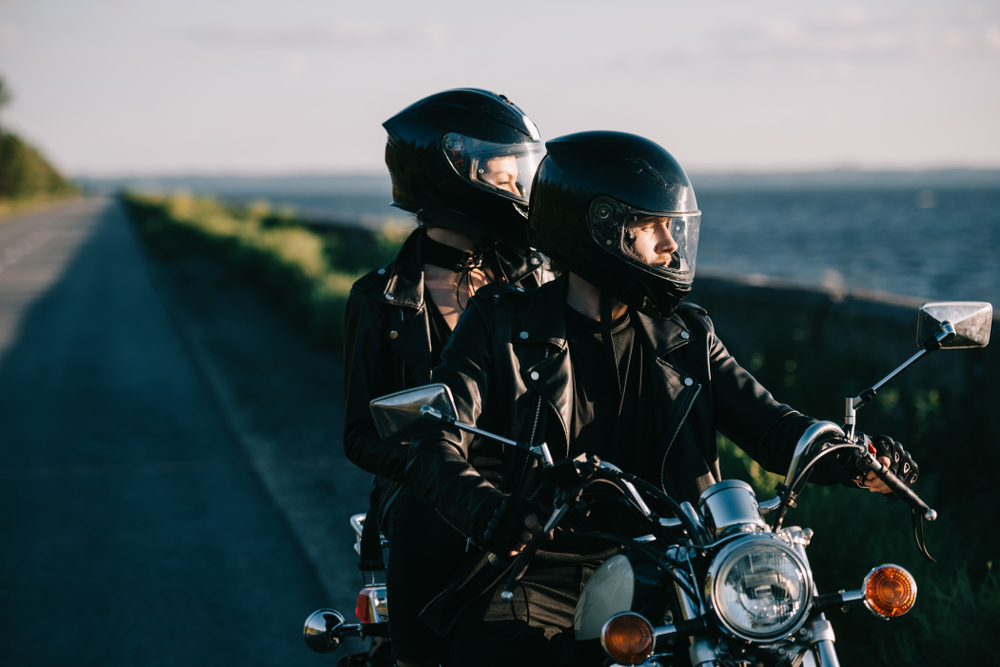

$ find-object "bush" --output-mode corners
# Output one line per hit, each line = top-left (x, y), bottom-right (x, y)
(0, 131), (78, 201)
(121, 192), (406, 350)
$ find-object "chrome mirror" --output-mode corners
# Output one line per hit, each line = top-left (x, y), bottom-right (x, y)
(369, 383), (458, 441)
(303, 609), (344, 654)
(917, 301), (992, 349)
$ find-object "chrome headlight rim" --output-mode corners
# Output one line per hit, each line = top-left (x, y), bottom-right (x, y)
(705, 535), (813, 642)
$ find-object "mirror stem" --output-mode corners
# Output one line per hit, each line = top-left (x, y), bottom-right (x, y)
(843, 321), (955, 438)
(418, 405), (553, 463)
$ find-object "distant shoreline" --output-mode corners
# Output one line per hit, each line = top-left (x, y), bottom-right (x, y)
(76, 167), (1000, 198)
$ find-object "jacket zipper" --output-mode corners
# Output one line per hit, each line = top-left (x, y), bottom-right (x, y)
(514, 348), (549, 493)
(660, 383), (702, 494)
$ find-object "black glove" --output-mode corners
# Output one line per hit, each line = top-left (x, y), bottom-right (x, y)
(481, 496), (534, 556)
(868, 435), (919, 487)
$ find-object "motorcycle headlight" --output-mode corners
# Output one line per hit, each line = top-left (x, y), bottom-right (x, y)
(706, 537), (812, 641)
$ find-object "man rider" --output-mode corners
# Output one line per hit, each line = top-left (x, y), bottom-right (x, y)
(400, 131), (917, 665)
(342, 89), (551, 667)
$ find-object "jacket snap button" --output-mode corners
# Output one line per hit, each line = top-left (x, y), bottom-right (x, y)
(519, 331), (529, 339)
(680, 331), (690, 340)
(384, 293), (393, 300)
(389, 331), (398, 339)
(684, 377), (694, 386)
(530, 371), (540, 381)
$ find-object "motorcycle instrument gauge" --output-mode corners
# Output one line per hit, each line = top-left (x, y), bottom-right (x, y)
(704, 535), (813, 641)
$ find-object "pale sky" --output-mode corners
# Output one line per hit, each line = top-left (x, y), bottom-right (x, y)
(2, 0), (999, 176)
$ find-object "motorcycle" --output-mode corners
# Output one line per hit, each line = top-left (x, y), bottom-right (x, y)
(305, 301), (992, 666)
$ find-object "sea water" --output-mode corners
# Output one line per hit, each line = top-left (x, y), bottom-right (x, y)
(242, 185), (997, 306)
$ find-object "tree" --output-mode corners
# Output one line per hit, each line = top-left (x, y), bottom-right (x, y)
(0, 75), (11, 135)
(0, 75), (10, 110)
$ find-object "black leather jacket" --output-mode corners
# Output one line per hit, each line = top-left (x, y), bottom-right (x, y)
(405, 276), (825, 544)
(342, 228), (551, 525)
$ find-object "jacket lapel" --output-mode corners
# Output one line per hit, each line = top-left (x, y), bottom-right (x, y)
(382, 229), (433, 382)
(516, 279), (573, 456)
(634, 311), (709, 489)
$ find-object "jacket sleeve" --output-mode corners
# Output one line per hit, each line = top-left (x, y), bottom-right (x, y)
(342, 288), (409, 481)
(701, 314), (819, 477)
(404, 298), (507, 541)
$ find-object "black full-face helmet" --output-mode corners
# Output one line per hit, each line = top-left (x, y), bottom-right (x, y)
(383, 88), (544, 252)
(529, 131), (701, 320)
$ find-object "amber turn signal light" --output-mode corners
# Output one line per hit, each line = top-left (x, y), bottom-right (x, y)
(864, 564), (917, 619)
(601, 612), (655, 665)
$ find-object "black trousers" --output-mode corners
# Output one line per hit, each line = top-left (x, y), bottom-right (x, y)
(386, 487), (469, 665)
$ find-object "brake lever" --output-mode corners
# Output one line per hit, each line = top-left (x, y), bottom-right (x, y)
(855, 448), (938, 562)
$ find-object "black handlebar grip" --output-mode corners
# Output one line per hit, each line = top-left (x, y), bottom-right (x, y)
(872, 465), (935, 520)
(500, 531), (546, 601)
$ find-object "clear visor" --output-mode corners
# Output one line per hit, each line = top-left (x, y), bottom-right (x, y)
(620, 210), (699, 282)
(442, 132), (544, 204)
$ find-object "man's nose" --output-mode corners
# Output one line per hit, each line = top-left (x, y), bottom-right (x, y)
(655, 227), (678, 254)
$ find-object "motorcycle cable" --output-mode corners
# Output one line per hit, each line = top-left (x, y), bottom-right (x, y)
(574, 477), (670, 536)
(774, 443), (861, 530)
(616, 472), (706, 549)
(565, 493), (688, 569)
(563, 526), (700, 601)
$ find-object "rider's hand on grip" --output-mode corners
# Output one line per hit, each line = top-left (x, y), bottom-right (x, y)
(482, 496), (538, 557)
(868, 435), (919, 489)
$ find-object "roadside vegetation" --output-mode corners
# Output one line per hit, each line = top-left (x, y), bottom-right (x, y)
(121, 192), (410, 349)
(716, 310), (1000, 665)
(0, 76), (79, 218)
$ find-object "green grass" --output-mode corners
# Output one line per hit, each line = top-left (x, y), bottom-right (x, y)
(121, 192), (409, 349)
(719, 425), (1000, 664)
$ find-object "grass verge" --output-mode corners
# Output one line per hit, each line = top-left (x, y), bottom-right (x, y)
(121, 192), (410, 350)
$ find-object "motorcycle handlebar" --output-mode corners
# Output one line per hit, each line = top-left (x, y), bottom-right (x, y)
(871, 461), (937, 521)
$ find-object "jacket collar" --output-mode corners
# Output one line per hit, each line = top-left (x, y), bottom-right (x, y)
(515, 276), (570, 349)
(383, 228), (545, 308)
(515, 276), (693, 358)
(496, 245), (547, 286)
(633, 310), (693, 360)
(383, 228), (425, 310)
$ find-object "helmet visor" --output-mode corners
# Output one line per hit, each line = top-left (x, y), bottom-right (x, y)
(621, 211), (699, 283)
(442, 132), (544, 204)
(588, 197), (700, 285)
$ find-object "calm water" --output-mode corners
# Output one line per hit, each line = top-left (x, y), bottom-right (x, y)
(696, 188), (1000, 305)
(237, 186), (999, 307)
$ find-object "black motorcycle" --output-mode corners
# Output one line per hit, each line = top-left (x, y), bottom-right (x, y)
(305, 300), (991, 667)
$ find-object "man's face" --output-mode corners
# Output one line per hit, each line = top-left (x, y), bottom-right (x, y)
(624, 215), (679, 267)
(477, 155), (521, 196)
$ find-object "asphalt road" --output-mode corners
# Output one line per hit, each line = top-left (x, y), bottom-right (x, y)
(0, 200), (341, 665)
